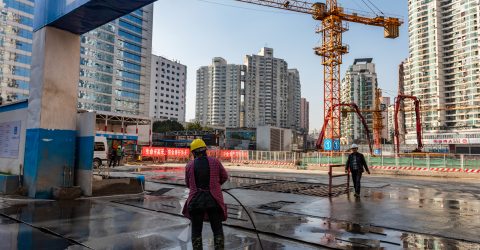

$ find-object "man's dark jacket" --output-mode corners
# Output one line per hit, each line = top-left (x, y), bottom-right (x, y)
(345, 152), (370, 172)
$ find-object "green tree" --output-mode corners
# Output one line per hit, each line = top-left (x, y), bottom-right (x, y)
(152, 120), (184, 133)
(202, 126), (214, 131)
(186, 121), (203, 131)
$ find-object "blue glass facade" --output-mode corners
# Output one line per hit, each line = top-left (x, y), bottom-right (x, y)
(78, 5), (153, 116)
(0, 1), (152, 117)
(0, 0), (34, 103)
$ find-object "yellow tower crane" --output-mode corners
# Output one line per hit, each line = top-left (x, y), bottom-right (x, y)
(234, 0), (403, 151)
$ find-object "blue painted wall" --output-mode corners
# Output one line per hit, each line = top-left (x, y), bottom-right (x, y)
(24, 129), (76, 198)
(75, 136), (93, 171)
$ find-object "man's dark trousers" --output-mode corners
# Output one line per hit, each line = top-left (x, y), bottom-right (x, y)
(351, 170), (362, 195)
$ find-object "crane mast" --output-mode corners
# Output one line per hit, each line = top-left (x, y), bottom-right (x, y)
(234, 0), (402, 151)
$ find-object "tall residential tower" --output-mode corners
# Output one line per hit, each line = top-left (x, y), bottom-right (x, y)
(195, 57), (244, 127)
(244, 47), (300, 129)
(288, 69), (302, 130)
(341, 58), (378, 144)
(0, 0), (34, 104)
(196, 48), (302, 130)
(300, 98), (310, 133)
(0, 2), (154, 118)
(150, 55), (186, 122)
(405, 0), (480, 152)
(78, 6), (153, 116)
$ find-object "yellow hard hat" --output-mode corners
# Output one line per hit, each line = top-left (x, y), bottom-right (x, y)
(190, 139), (207, 151)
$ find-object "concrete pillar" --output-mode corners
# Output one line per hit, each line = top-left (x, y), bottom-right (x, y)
(24, 27), (80, 198)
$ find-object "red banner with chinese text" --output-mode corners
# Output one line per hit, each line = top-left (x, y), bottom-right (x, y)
(142, 147), (248, 161)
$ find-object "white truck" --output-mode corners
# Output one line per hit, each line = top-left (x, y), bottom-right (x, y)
(93, 136), (108, 168)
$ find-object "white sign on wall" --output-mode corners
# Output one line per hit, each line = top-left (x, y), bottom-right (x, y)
(0, 121), (21, 158)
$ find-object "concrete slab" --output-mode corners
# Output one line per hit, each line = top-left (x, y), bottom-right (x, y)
(1, 164), (480, 249)
(0, 196), (325, 249)
(0, 214), (76, 249)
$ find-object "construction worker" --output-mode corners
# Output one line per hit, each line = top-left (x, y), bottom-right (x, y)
(116, 145), (124, 166)
(108, 146), (117, 168)
(182, 139), (228, 250)
(345, 144), (370, 197)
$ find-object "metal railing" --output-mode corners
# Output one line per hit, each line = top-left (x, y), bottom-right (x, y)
(139, 147), (480, 170)
(232, 151), (480, 170)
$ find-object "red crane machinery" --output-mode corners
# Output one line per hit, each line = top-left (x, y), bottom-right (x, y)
(234, 0), (403, 152)
(317, 103), (373, 154)
(394, 95), (423, 154)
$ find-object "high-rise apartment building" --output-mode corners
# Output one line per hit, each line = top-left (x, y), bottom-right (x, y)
(300, 98), (310, 133)
(387, 104), (395, 143)
(288, 69), (301, 130)
(150, 55), (186, 122)
(195, 57), (244, 127)
(196, 48), (302, 130)
(341, 58), (378, 144)
(404, 0), (480, 151)
(0, 0), (34, 104)
(0, 2), (153, 118)
(78, 6), (153, 116)
(244, 47), (292, 128)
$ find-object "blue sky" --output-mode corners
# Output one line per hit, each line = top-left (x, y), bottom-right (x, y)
(151, 0), (409, 132)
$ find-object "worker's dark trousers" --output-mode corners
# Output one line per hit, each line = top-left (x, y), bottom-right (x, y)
(108, 156), (116, 167)
(190, 207), (224, 250)
(351, 170), (362, 194)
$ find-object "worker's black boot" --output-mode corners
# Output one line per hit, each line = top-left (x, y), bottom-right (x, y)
(214, 235), (224, 250)
(192, 237), (203, 250)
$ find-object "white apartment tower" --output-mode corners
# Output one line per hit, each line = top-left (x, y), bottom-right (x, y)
(196, 48), (302, 130)
(288, 69), (302, 130)
(244, 47), (290, 128)
(195, 57), (243, 127)
(150, 55), (187, 122)
(341, 58), (378, 144)
(405, 0), (480, 151)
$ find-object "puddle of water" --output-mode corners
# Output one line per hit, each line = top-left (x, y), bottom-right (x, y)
(148, 166), (185, 173)
(0, 212), (75, 249)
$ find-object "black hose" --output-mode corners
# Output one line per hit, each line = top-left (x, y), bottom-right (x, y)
(222, 189), (264, 250)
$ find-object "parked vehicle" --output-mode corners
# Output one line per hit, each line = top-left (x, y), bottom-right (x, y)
(93, 136), (108, 168)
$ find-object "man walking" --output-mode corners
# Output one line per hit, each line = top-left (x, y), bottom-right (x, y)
(345, 144), (370, 197)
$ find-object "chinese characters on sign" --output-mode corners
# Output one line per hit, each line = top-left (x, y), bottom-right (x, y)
(141, 147), (190, 158)
(141, 147), (248, 160)
(431, 138), (469, 144)
(0, 121), (21, 159)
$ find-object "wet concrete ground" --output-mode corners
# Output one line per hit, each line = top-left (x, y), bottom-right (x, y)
(1, 164), (479, 249)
